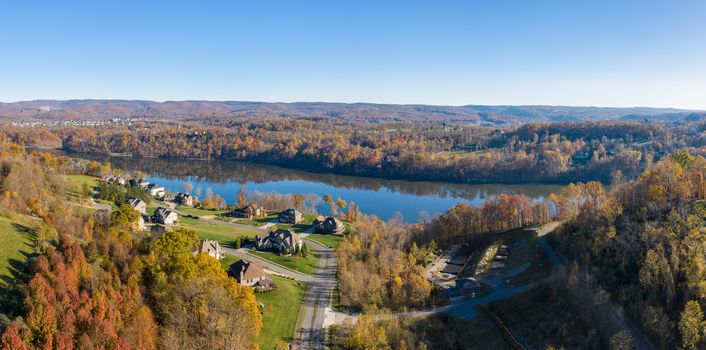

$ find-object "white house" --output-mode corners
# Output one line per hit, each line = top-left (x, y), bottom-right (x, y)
(196, 239), (222, 260)
(153, 207), (178, 225)
(125, 197), (147, 214)
(147, 184), (165, 197)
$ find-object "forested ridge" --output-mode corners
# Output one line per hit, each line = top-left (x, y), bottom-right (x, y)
(7, 118), (706, 184)
(7, 119), (706, 348)
(332, 150), (706, 349)
(552, 151), (706, 349)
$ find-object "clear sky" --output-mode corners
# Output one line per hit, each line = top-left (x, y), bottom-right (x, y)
(2, 0), (706, 109)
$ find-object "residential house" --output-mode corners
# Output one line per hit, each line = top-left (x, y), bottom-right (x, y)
(229, 260), (276, 291)
(146, 184), (165, 197)
(103, 175), (126, 185)
(255, 229), (302, 255)
(278, 208), (302, 224)
(138, 179), (150, 189)
(195, 239), (222, 260)
(125, 197), (147, 214)
(153, 207), (178, 225)
(230, 202), (265, 219)
(162, 193), (176, 202)
(313, 216), (345, 235)
(176, 192), (195, 207)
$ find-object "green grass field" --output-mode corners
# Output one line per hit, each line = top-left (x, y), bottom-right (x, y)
(176, 205), (228, 217)
(0, 214), (38, 315)
(61, 174), (99, 198)
(0, 215), (36, 279)
(179, 217), (260, 247)
(250, 250), (318, 276)
(305, 234), (342, 249)
(233, 214), (277, 227)
(236, 213), (322, 234)
(256, 275), (307, 350)
(219, 254), (241, 271)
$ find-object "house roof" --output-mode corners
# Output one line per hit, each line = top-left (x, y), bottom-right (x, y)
(279, 208), (300, 216)
(258, 229), (299, 248)
(324, 217), (344, 227)
(234, 202), (262, 213)
(230, 260), (267, 280)
(254, 278), (275, 288)
(154, 207), (175, 219)
(125, 197), (145, 208)
(198, 239), (220, 255)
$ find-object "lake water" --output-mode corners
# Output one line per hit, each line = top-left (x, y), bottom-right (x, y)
(80, 155), (563, 221)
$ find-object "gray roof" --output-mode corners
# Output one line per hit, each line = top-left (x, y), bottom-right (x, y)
(154, 207), (175, 219)
(125, 197), (145, 208)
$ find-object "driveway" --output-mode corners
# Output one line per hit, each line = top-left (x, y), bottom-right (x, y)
(221, 246), (315, 283)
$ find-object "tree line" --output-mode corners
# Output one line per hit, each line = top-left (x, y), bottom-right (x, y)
(6, 118), (706, 183)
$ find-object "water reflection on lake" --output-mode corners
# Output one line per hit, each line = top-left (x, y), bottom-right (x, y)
(84, 155), (564, 221)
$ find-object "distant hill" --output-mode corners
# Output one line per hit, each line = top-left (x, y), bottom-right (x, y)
(0, 99), (698, 124)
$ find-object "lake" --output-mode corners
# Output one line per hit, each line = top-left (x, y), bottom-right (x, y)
(81, 155), (563, 221)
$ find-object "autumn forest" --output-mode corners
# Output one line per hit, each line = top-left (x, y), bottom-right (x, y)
(3, 116), (706, 349)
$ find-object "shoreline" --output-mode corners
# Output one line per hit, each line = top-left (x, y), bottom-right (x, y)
(56, 149), (578, 187)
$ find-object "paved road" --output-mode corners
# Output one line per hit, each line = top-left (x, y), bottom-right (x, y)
(168, 205), (266, 234)
(170, 203), (339, 349)
(343, 223), (564, 323)
(292, 239), (337, 350)
(536, 222), (565, 267)
(221, 246), (315, 282)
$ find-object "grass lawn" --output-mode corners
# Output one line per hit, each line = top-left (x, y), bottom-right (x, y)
(61, 174), (99, 198)
(0, 214), (38, 315)
(219, 254), (241, 271)
(176, 205), (228, 217)
(305, 234), (342, 249)
(277, 213), (318, 233)
(145, 203), (160, 217)
(256, 275), (307, 350)
(236, 214), (320, 234)
(179, 217), (259, 247)
(250, 250), (318, 276)
(234, 214), (277, 227)
(0, 215), (36, 279)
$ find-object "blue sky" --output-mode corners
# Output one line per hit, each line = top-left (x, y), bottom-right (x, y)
(1, 1), (706, 108)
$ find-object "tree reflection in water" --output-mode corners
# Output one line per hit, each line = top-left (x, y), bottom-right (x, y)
(75, 153), (564, 221)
